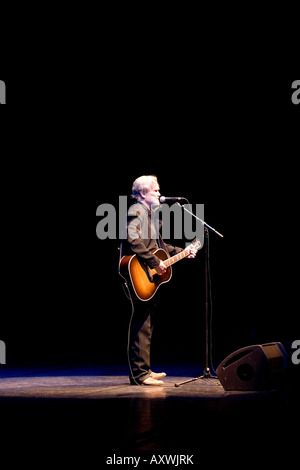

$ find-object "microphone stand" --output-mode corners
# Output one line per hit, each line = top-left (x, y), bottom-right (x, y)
(174, 203), (223, 387)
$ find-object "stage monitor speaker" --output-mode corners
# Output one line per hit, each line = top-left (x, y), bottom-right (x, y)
(216, 342), (286, 391)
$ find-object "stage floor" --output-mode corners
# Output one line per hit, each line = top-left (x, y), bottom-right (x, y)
(0, 364), (298, 463)
(0, 368), (226, 400)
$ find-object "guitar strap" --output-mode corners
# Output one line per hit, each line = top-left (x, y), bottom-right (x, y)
(118, 239), (123, 273)
(158, 233), (170, 258)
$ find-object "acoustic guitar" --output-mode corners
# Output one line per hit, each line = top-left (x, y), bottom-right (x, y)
(119, 238), (201, 301)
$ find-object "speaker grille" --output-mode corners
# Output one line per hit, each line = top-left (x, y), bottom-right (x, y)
(237, 363), (254, 381)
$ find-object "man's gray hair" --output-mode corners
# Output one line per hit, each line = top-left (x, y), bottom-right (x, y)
(131, 175), (158, 201)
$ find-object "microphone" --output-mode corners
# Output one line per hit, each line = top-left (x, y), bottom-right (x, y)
(159, 196), (187, 203)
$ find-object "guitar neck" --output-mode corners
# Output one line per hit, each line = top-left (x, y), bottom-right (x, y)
(164, 248), (190, 268)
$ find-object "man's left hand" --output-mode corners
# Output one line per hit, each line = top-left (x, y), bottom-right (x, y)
(187, 248), (197, 259)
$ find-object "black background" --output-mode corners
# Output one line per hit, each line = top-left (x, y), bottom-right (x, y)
(1, 73), (299, 371)
(0, 14), (298, 371)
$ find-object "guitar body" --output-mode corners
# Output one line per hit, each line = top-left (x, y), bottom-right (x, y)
(119, 248), (172, 301)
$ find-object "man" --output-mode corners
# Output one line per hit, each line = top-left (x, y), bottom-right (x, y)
(120, 175), (197, 385)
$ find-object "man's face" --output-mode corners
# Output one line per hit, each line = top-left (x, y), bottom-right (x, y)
(142, 182), (161, 207)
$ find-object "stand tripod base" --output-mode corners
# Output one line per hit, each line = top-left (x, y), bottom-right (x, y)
(174, 367), (219, 387)
(200, 367), (218, 379)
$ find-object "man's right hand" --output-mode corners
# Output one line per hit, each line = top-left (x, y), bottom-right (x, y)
(155, 260), (167, 275)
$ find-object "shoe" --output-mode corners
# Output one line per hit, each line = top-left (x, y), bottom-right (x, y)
(150, 371), (167, 380)
(141, 377), (164, 386)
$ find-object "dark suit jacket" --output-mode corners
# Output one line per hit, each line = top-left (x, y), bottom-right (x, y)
(122, 202), (182, 269)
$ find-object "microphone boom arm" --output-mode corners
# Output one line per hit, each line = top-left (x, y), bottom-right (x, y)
(176, 203), (224, 238)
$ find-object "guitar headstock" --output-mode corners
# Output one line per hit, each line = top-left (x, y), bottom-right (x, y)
(187, 238), (201, 252)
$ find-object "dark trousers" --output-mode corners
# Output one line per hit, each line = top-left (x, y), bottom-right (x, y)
(128, 296), (158, 384)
